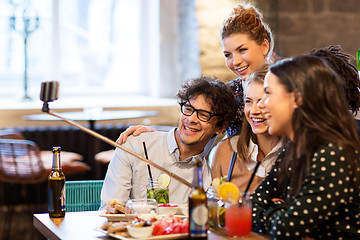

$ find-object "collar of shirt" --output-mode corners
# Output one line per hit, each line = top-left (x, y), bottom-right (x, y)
(166, 128), (206, 165)
(245, 138), (285, 177)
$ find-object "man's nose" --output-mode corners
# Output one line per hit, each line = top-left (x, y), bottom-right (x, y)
(188, 111), (200, 122)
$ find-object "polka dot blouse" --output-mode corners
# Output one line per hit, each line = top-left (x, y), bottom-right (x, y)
(251, 143), (360, 240)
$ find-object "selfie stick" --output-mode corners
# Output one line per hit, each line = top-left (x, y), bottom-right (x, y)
(40, 81), (192, 188)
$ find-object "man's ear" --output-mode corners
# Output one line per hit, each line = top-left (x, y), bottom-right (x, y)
(215, 121), (229, 135)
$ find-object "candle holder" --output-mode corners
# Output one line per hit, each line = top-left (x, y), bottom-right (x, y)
(9, 6), (39, 101)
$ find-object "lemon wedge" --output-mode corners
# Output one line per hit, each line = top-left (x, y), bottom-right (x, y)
(212, 178), (221, 192)
(217, 182), (240, 201)
(158, 173), (171, 188)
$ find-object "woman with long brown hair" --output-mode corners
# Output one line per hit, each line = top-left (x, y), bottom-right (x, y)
(253, 55), (360, 239)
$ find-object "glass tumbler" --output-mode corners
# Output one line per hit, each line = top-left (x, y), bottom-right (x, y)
(224, 193), (252, 237)
(125, 199), (158, 221)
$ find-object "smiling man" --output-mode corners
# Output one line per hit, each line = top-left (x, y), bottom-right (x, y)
(100, 76), (237, 208)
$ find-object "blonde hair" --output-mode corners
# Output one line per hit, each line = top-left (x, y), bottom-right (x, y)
(237, 64), (269, 163)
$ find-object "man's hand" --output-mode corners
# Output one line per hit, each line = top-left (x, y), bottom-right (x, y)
(116, 125), (156, 144)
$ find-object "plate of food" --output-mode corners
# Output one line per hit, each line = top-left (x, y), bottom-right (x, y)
(100, 215), (188, 239)
(99, 199), (127, 221)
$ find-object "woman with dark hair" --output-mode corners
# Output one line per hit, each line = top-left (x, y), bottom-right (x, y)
(252, 55), (360, 239)
(308, 45), (360, 115)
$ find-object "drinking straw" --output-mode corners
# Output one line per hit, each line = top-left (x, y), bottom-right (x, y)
(243, 161), (261, 198)
(226, 152), (237, 182)
(143, 142), (154, 190)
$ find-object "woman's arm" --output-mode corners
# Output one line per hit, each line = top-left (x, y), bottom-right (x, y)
(210, 138), (232, 179)
(116, 125), (156, 144)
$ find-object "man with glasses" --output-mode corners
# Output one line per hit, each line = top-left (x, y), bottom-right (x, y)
(100, 76), (237, 208)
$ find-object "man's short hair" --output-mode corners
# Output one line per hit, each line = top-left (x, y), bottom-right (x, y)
(177, 76), (237, 128)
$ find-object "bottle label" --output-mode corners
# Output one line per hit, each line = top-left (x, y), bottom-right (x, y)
(190, 204), (208, 236)
(61, 185), (66, 211)
(48, 188), (54, 211)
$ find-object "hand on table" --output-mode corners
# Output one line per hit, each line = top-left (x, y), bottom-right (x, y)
(116, 125), (156, 144)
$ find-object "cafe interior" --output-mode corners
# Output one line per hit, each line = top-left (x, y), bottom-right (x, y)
(0, 0), (359, 239)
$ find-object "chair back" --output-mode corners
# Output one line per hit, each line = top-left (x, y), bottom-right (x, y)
(0, 138), (47, 184)
(65, 180), (104, 212)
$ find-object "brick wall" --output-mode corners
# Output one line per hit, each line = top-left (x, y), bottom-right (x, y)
(196, 0), (360, 82)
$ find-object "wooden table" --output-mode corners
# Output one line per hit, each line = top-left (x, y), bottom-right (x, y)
(33, 211), (269, 240)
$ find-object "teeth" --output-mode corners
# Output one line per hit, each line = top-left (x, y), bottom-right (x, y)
(252, 118), (265, 123)
(237, 65), (249, 72)
(185, 126), (198, 132)
(264, 113), (271, 119)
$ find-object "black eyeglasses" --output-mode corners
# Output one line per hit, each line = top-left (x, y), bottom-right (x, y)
(180, 103), (217, 122)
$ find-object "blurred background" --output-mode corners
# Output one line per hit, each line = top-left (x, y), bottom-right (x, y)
(0, 0), (359, 239)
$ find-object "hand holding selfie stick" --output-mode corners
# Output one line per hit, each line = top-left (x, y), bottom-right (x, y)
(40, 81), (192, 188)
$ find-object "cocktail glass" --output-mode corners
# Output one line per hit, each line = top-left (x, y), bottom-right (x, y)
(224, 193), (252, 237)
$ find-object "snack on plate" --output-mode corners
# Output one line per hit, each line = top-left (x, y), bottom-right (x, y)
(101, 214), (188, 238)
(105, 199), (126, 214)
(101, 221), (130, 237)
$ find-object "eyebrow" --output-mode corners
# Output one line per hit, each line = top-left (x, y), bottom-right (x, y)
(184, 103), (212, 113)
(235, 44), (246, 51)
(223, 44), (246, 53)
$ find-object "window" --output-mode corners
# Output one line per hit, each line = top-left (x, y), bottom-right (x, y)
(0, 0), (169, 101)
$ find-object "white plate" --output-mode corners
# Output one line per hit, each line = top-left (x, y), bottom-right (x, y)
(99, 213), (128, 222)
(99, 229), (188, 240)
(108, 232), (188, 240)
(99, 212), (188, 222)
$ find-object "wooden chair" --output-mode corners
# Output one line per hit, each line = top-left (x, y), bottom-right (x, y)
(0, 138), (48, 184)
(0, 129), (90, 239)
(0, 138), (48, 240)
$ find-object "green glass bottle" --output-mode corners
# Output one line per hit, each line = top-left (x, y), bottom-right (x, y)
(48, 146), (65, 218)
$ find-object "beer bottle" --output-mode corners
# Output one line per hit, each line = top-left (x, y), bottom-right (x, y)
(189, 158), (208, 239)
(48, 146), (66, 218)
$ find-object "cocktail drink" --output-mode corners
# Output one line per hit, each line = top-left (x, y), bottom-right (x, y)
(225, 193), (252, 237)
(147, 179), (169, 204)
(147, 188), (169, 204)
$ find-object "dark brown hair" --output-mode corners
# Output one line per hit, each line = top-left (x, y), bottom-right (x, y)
(220, 3), (275, 63)
(177, 76), (237, 128)
(270, 56), (360, 197)
(308, 45), (360, 115)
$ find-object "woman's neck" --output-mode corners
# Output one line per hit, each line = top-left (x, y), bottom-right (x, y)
(256, 133), (280, 162)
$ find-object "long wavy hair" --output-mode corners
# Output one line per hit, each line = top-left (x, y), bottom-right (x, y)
(220, 3), (276, 63)
(237, 64), (269, 163)
(270, 56), (360, 197)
